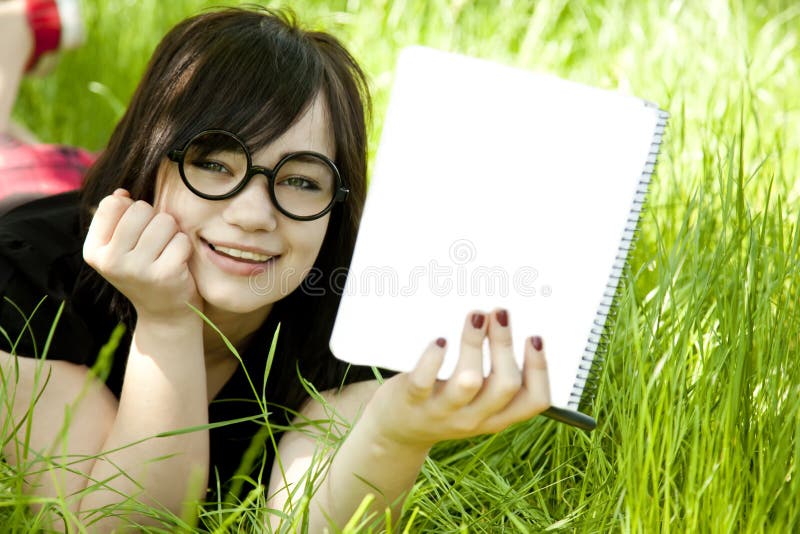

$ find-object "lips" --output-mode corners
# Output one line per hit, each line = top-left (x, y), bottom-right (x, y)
(202, 238), (281, 275)
(210, 243), (272, 263)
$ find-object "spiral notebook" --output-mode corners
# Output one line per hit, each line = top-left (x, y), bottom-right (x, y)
(329, 47), (667, 431)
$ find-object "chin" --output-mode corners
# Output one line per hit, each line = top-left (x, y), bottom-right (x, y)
(194, 280), (272, 314)
(191, 262), (307, 316)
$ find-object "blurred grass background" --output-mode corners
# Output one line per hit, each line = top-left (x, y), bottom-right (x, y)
(9, 0), (800, 531)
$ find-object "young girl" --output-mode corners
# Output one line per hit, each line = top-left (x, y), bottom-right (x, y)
(0, 5), (551, 531)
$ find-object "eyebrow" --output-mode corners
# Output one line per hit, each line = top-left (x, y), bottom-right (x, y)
(285, 152), (332, 162)
(254, 150), (335, 166)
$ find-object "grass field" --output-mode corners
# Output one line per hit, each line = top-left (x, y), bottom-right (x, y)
(6, 0), (800, 531)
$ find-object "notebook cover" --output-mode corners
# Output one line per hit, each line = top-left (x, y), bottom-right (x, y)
(329, 47), (666, 431)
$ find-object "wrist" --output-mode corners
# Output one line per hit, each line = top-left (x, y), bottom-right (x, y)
(132, 298), (203, 324)
(129, 312), (205, 374)
(134, 311), (204, 339)
(361, 403), (434, 457)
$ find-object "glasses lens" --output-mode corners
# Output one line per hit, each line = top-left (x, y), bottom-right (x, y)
(182, 132), (248, 197)
(274, 154), (336, 218)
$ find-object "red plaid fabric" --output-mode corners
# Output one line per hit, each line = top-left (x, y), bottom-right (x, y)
(0, 136), (95, 199)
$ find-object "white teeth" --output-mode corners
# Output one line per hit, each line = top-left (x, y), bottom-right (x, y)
(213, 244), (272, 262)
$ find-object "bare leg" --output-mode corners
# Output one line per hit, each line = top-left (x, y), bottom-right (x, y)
(0, 1), (33, 137)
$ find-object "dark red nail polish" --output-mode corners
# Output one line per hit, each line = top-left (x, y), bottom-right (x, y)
(497, 309), (508, 327)
(531, 336), (543, 351)
(471, 313), (485, 329)
(435, 337), (446, 348)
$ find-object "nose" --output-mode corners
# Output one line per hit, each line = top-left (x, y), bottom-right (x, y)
(221, 174), (279, 232)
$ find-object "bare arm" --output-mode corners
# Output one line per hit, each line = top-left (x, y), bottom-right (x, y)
(0, 351), (118, 523)
(78, 314), (208, 531)
(268, 309), (551, 530)
(0, 319), (207, 532)
(266, 380), (426, 529)
(75, 189), (209, 531)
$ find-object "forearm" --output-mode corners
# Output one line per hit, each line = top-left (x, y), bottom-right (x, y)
(79, 314), (209, 529)
(309, 407), (430, 529)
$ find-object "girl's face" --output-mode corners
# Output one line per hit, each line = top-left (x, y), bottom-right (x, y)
(154, 95), (335, 316)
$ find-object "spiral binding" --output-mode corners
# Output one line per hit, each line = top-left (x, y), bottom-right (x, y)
(568, 103), (669, 411)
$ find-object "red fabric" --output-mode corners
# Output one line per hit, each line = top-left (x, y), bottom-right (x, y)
(0, 137), (95, 199)
(25, 0), (62, 72)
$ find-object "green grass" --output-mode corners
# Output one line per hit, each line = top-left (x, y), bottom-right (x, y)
(5, 0), (800, 531)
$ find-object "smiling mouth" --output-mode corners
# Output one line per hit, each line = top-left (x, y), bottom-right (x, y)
(207, 242), (278, 264)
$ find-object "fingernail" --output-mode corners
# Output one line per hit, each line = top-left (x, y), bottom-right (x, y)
(435, 337), (446, 348)
(496, 309), (508, 327)
(471, 313), (485, 329)
(531, 336), (543, 351)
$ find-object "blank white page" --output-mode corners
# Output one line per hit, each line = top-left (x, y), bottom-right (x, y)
(330, 47), (664, 413)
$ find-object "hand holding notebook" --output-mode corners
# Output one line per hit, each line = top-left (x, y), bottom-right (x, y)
(330, 47), (667, 430)
(360, 308), (552, 447)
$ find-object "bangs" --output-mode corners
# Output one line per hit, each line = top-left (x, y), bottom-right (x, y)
(165, 9), (325, 154)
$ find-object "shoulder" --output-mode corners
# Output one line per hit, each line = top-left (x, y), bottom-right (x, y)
(0, 191), (83, 269)
(0, 188), (81, 219)
(0, 190), (84, 302)
(0, 191), (104, 364)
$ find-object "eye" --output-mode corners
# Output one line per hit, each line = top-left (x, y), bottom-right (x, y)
(192, 160), (231, 174)
(278, 175), (321, 191)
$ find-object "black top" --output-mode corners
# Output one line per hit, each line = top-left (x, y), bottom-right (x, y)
(0, 191), (378, 496)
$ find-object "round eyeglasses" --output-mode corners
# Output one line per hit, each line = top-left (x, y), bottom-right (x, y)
(167, 129), (349, 221)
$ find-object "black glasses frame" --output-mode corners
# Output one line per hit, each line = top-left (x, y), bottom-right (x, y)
(167, 129), (349, 221)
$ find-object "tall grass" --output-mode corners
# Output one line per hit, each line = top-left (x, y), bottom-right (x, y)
(6, 0), (800, 531)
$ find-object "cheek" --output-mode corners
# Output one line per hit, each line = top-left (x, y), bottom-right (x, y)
(305, 217), (331, 260)
(153, 164), (179, 213)
(285, 218), (330, 278)
(153, 170), (201, 230)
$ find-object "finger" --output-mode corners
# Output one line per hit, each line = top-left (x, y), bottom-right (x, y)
(83, 194), (135, 254)
(406, 338), (447, 403)
(441, 311), (487, 408)
(481, 336), (550, 433)
(113, 188), (130, 198)
(108, 200), (156, 254)
(152, 231), (192, 275)
(487, 308), (520, 382)
(133, 212), (180, 263)
(464, 309), (522, 415)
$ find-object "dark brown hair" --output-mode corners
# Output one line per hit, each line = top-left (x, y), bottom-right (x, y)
(78, 7), (375, 410)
